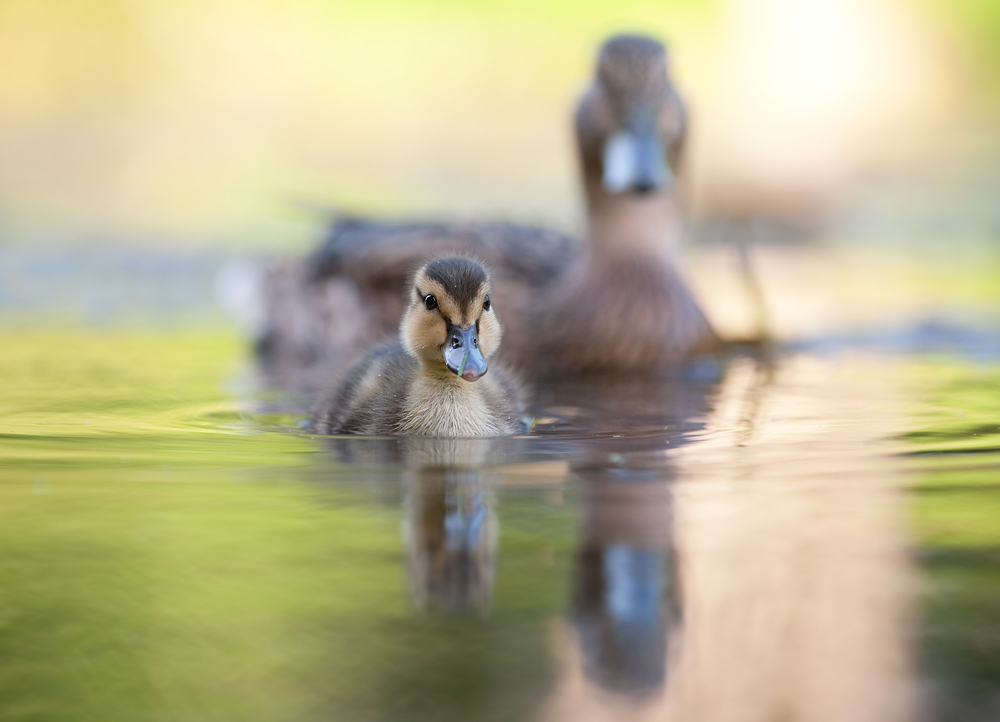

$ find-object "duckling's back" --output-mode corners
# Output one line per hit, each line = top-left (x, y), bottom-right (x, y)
(311, 342), (417, 435)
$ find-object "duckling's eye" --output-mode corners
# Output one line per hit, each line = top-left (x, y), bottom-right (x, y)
(483, 295), (491, 311)
(423, 294), (437, 311)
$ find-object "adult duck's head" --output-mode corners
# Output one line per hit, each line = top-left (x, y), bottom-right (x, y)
(401, 257), (501, 382)
(576, 34), (686, 197)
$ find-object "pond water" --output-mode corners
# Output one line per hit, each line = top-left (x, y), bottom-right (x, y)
(1, 252), (999, 721)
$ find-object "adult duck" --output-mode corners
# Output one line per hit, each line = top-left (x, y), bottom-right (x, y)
(254, 34), (717, 382)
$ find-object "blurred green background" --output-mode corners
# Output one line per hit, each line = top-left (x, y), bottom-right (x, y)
(0, 0), (996, 250)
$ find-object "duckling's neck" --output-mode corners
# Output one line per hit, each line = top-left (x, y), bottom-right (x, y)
(583, 176), (685, 267)
(399, 362), (500, 437)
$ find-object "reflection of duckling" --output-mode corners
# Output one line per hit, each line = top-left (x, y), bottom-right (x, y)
(254, 33), (717, 383)
(403, 468), (497, 613)
(310, 257), (523, 436)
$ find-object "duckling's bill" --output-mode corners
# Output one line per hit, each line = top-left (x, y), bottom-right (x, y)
(444, 325), (488, 381)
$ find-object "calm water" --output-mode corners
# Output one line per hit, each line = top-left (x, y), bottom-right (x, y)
(1, 255), (1000, 721)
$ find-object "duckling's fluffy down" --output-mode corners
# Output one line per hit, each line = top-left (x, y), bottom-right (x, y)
(310, 341), (524, 436)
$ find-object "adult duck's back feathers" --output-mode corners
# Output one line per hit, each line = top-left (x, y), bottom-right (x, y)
(256, 220), (577, 385)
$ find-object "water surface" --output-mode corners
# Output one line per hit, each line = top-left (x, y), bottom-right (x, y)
(3, 325), (998, 721)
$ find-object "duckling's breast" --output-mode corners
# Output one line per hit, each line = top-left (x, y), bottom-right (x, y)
(398, 375), (506, 437)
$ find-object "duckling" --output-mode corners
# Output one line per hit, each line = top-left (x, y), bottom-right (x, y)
(254, 33), (717, 383)
(310, 257), (523, 436)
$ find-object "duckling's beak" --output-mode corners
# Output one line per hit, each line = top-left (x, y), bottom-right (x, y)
(444, 325), (488, 382)
(602, 130), (673, 194)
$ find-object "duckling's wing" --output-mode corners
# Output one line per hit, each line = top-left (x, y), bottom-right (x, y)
(310, 341), (415, 435)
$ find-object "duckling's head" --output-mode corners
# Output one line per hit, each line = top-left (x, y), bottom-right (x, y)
(400, 257), (501, 382)
(577, 34), (686, 196)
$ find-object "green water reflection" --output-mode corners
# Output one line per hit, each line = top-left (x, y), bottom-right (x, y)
(907, 364), (1000, 721)
(3, 328), (1000, 720)
(0, 330), (576, 721)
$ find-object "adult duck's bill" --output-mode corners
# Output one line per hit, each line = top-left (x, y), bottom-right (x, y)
(444, 325), (488, 381)
(602, 130), (673, 194)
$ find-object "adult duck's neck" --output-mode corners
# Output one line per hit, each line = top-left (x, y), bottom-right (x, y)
(583, 176), (686, 267)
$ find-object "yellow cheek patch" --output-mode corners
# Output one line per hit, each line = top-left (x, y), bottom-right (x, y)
(414, 315), (447, 350)
(478, 310), (502, 356)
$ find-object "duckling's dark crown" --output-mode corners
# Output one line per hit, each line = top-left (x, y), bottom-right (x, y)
(419, 257), (489, 309)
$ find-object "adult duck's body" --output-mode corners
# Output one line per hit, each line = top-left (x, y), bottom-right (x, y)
(255, 34), (717, 384)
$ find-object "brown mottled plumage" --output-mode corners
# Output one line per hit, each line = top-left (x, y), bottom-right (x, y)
(310, 258), (523, 436)
(255, 33), (717, 383)
(532, 34), (717, 372)
(255, 221), (576, 386)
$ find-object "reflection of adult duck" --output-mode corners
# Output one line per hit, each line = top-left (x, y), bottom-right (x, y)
(255, 33), (717, 384)
(571, 466), (680, 698)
